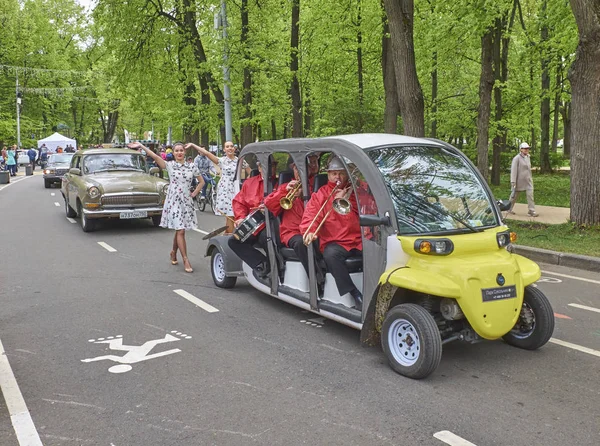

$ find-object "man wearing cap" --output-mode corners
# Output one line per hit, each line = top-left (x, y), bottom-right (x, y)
(264, 153), (320, 277)
(509, 142), (538, 217)
(228, 159), (277, 278)
(300, 156), (363, 310)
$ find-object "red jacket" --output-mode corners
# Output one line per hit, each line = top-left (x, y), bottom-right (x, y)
(232, 175), (264, 220)
(299, 181), (362, 252)
(265, 180), (313, 246)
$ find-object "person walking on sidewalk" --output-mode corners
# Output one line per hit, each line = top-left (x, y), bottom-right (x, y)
(509, 142), (538, 217)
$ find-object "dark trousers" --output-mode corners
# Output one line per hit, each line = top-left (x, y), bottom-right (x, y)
(228, 229), (268, 268)
(323, 243), (362, 296)
(287, 234), (311, 277)
(8, 164), (16, 176)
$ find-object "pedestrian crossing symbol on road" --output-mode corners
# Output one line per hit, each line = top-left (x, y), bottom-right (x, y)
(81, 331), (191, 373)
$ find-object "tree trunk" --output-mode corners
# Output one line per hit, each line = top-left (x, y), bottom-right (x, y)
(539, 0), (552, 173)
(491, 18), (503, 186)
(304, 87), (312, 135)
(476, 28), (494, 182)
(431, 51), (438, 138)
(382, 0), (424, 137)
(568, 0), (600, 225)
(561, 101), (571, 157)
(290, 0), (302, 137)
(552, 62), (561, 153)
(241, 0), (253, 148)
(381, 8), (399, 133)
(200, 76), (210, 147)
(271, 119), (277, 140)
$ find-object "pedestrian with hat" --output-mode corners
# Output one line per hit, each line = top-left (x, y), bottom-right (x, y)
(509, 142), (538, 217)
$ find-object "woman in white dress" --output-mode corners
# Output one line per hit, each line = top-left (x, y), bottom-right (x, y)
(189, 141), (238, 234)
(128, 141), (204, 273)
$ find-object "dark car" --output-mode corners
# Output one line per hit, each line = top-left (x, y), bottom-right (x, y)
(43, 153), (74, 188)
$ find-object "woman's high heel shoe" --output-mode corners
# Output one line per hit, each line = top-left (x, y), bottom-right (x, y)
(183, 257), (193, 273)
(170, 251), (178, 265)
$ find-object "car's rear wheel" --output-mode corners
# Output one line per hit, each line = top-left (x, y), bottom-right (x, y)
(64, 196), (77, 218)
(151, 215), (162, 227)
(78, 201), (96, 232)
(211, 249), (236, 288)
(503, 286), (554, 350)
(381, 304), (442, 379)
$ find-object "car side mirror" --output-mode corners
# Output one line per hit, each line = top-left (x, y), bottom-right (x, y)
(360, 214), (390, 227)
(497, 200), (511, 212)
(149, 167), (160, 175)
(69, 167), (81, 175)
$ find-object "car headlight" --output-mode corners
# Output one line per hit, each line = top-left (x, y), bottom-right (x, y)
(162, 184), (169, 195)
(497, 230), (517, 248)
(87, 186), (101, 199)
(44, 169), (55, 174)
(414, 238), (454, 255)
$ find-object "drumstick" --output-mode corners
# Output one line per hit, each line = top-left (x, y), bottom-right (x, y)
(214, 207), (236, 223)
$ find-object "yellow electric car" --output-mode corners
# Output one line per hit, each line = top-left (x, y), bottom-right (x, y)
(206, 134), (554, 379)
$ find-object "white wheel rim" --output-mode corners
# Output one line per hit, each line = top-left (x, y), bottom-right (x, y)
(213, 252), (226, 282)
(388, 318), (421, 366)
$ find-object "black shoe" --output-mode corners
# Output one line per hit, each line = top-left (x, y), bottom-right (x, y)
(255, 262), (271, 279)
(350, 289), (363, 311)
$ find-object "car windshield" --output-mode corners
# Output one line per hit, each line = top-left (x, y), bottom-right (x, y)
(83, 154), (145, 174)
(48, 154), (73, 164)
(368, 145), (499, 235)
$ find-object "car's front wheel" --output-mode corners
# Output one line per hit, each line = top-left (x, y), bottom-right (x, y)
(211, 249), (236, 288)
(64, 196), (76, 218)
(503, 286), (554, 350)
(78, 201), (96, 232)
(381, 304), (442, 379)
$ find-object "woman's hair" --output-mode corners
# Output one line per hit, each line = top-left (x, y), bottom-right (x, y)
(173, 142), (185, 150)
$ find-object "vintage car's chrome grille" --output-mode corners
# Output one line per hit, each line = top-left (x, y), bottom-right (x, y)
(101, 193), (160, 208)
(56, 168), (69, 175)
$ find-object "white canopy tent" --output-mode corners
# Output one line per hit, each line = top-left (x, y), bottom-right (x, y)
(37, 132), (77, 153)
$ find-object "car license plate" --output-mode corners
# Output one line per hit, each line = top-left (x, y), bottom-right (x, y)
(119, 211), (148, 219)
(481, 285), (517, 302)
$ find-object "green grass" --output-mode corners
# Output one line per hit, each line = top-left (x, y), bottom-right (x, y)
(507, 221), (600, 257)
(488, 172), (570, 207)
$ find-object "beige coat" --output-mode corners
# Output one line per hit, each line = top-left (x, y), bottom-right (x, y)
(510, 153), (533, 191)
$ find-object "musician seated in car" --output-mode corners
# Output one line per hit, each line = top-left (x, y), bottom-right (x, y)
(228, 160), (275, 279)
(300, 156), (363, 310)
(264, 153), (320, 277)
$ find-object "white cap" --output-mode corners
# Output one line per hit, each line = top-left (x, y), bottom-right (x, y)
(519, 142), (530, 149)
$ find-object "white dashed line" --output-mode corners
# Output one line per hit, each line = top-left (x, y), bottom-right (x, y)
(434, 431), (477, 446)
(173, 289), (219, 313)
(193, 228), (209, 235)
(51, 192), (55, 196)
(97, 242), (117, 252)
(568, 303), (600, 314)
(0, 338), (43, 446)
(550, 338), (600, 358)
(541, 270), (600, 285)
(54, 202), (60, 207)
(66, 217), (77, 224)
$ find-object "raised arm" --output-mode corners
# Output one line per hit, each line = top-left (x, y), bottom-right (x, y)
(185, 143), (219, 165)
(128, 142), (166, 170)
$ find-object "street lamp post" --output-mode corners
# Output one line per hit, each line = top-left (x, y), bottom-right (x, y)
(218, 0), (232, 143)
(16, 72), (22, 149)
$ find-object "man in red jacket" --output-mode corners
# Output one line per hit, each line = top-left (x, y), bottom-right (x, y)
(264, 154), (319, 277)
(300, 156), (363, 310)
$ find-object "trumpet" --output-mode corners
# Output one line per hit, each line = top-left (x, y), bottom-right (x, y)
(280, 182), (302, 210)
(303, 181), (352, 245)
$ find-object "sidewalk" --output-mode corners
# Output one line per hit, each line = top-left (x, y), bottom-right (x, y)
(504, 203), (600, 272)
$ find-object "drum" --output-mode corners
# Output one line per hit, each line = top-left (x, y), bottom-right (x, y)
(233, 209), (266, 242)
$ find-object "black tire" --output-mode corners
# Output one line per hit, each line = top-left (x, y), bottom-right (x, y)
(64, 196), (77, 218)
(503, 286), (554, 350)
(211, 249), (236, 288)
(78, 201), (96, 233)
(44, 179), (51, 188)
(381, 303), (442, 379)
(151, 215), (162, 227)
(198, 195), (206, 212)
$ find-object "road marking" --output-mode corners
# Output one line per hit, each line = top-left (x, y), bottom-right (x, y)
(568, 303), (600, 314)
(54, 201), (60, 207)
(434, 431), (477, 446)
(541, 270), (600, 285)
(193, 228), (209, 235)
(97, 242), (117, 252)
(0, 339), (43, 446)
(0, 175), (35, 191)
(550, 338), (600, 358)
(537, 276), (562, 283)
(66, 217), (77, 224)
(554, 313), (572, 320)
(173, 289), (219, 313)
(51, 192), (55, 196)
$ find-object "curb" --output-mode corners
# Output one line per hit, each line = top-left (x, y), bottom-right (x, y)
(509, 244), (600, 273)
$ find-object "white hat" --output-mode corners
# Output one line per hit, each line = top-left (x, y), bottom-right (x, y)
(327, 156), (345, 171)
(519, 142), (530, 149)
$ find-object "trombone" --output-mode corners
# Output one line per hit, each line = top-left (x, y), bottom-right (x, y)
(302, 181), (352, 245)
(280, 182), (302, 210)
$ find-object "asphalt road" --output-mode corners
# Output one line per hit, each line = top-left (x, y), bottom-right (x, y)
(1, 174), (599, 446)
